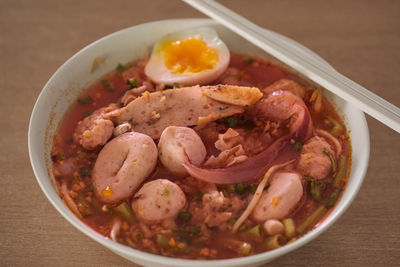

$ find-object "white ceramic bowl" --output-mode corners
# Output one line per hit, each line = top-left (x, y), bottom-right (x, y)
(28, 19), (369, 267)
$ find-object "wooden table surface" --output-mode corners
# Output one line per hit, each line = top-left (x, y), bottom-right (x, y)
(1, 0), (399, 266)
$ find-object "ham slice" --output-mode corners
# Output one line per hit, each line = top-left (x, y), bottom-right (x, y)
(105, 85), (262, 139)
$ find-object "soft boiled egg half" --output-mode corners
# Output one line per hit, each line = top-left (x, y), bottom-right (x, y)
(144, 27), (230, 86)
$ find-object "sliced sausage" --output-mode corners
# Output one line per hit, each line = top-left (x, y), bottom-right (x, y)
(252, 172), (303, 222)
(158, 126), (207, 175)
(92, 132), (157, 203)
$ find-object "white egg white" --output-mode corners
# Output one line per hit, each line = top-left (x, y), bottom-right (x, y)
(144, 27), (230, 86)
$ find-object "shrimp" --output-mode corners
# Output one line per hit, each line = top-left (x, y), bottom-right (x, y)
(131, 179), (186, 225)
(92, 132), (158, 203)
(184, 90), (313, 184)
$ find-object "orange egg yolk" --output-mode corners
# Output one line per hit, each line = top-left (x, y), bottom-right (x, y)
(161, 38), (218, 75)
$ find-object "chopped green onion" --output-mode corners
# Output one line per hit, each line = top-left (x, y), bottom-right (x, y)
(88, 184), (95, 192)
(112, 202), (135, 224)
(306, 176), (321, 201)
(76, 192), (93, 217)
(193, 235), (209, 244)
(250, 184), (258, 194)
(235, 183), (249, 194)
(78, 95), (93, 105)
(239, 224), (247, 232)
(189, 225), (200, 235)
(156, 234), (170, 248)
(193, 192), (202, 201)
(84, 207), (93, 216)
(321, 189), (341, 207)
(218, 116), (238, 127)
(221, 184), (235, 195)
(162, 188), (169, 196)
(264, 183), (270, 191)
(245, 58), (254, 65)
(176, 246), (193, 255)
(57, 151), (66, 161)
(327, 191), (339, 206)
(326, 116), (344, 137)
(323, 147), (336, 173)
(82, 111), (93, 118)
(226, 116), (238, 128)
(297, 205), (327, 234)
(74, 148), (83, 156)
(282, 218), (296, 238)
(333, 155), (346, 188)
(172, 82), (180, 88)
(176, 231), (189, 243)
(79, 167), (88, 177)
(219, 115), (253, 129)
(264, 234), (287, 250)
(227, 218), (237, 225)
(178, 211), (192, 222)
(116, 63), (128, 74)
(73, 172), (80, 183)
(247, 224), (261, 239)
(102, 79), (115, 92)
(294, 141), (303, 150)
(126, 77), (138, 88)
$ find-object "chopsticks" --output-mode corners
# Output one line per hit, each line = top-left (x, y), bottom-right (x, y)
(183, 0), (400, 134)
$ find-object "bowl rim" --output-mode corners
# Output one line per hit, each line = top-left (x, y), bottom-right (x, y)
(28, 18), (370, 266)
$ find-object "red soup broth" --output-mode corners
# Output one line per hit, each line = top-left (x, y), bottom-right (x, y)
(51, 53), (351, 259)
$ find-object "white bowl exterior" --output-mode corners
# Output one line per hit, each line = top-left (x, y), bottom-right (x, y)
(29, 19), (369, 267)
